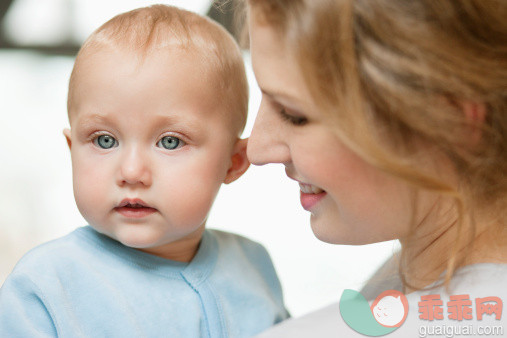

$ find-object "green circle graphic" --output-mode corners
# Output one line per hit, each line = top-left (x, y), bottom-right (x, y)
(339, 289), (400, 336)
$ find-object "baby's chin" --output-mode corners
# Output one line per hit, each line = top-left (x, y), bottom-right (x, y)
(91, 224), (170, 249)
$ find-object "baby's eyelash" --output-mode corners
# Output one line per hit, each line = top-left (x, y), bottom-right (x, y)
(89, 131), (118, 149)
(279, 108), (308, 126)
(89, 131), (111, 138)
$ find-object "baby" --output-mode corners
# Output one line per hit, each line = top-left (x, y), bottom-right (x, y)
(0, 5), (288, 337)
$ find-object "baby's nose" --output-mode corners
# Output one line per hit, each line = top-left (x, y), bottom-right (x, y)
(117, 147), (152, 186)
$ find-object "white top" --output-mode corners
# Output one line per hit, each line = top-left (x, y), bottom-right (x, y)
(257, 263), (507, 337)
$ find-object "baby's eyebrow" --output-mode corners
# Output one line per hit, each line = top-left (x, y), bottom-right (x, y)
(150, 114), (205, 133)
(76, 114), (112, 128)
(75, 113), (205, 135)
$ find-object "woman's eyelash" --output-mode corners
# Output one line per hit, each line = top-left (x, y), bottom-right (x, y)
(279, 108), (308, 126)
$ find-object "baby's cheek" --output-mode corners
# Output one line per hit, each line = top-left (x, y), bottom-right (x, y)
(167, 166), (224, 229)
(72, 165), (108, 224)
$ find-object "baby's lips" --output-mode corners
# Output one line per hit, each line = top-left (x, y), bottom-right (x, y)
(117, 198), (152, 208)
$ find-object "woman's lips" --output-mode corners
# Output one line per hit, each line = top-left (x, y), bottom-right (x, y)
(300, 191), (327, 211)
(299, 183), (326, 211)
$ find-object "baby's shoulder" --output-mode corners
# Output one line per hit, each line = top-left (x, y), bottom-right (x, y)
(207, 229), (270, 259)
(206, 229), (284, 297)
(8, 227), (93, 279)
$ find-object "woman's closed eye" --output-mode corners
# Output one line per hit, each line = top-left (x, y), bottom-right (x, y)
(93, 134), (118, 149)
(157, 136), (185, 150)
(279, 107), (308, 126)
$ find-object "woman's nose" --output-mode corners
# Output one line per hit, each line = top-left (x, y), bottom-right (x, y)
(247, 104), (291, 165)
(117, 146), (152, 187)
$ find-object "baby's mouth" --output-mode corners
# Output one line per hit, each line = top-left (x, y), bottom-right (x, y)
(122, 203), (148, 209)
(115, 199), (157, 218)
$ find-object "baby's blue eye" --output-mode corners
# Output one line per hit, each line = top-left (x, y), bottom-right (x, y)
(158, 136), (183, 150)
(94, 135), (117, 149)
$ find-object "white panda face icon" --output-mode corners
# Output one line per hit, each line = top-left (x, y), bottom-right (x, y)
(372, 295), (405, 327)
(370, 290), (408, 328)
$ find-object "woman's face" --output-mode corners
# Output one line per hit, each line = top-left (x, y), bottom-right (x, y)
(247, 16), (418, 244)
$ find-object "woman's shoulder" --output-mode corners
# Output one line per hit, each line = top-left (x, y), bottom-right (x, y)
(405, 263), (507, 314)
(421, 263), (507, 297)
(256, 263), (507, 337)
(255, 303), (343, 338)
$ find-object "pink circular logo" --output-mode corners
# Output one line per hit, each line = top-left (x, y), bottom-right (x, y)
(370, 290), (409, 328)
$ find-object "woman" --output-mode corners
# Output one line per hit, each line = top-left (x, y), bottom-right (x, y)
(245, 0), (507, 336)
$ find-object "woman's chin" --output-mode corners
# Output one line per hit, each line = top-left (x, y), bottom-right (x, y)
(310, 216), (391, 245)
(309, 216), (351, 244)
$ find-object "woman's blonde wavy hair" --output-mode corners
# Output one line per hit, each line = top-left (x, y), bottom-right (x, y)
(245, 0), (507, 288)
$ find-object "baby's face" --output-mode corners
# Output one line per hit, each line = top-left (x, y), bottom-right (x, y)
(65, 47), (238, 258)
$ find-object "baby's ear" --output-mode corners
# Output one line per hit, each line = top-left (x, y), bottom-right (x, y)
(63, 128), (72, 150)
(224, 138), (250, 184)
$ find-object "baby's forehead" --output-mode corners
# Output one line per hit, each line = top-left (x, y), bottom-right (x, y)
(79, 44), (206, 74)
(72, 43), (224, 101)
(70, 46), (242, 135)
(68, 6), (248, 136)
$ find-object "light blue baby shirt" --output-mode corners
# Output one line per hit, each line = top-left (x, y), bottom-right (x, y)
(0, 226), (289, 337)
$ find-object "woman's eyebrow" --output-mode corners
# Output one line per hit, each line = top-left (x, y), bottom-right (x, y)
(261, 88), (292, 101)
(260, 89), (306, 111)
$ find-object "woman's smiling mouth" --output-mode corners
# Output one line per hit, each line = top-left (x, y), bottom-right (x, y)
(299, 183), (327, 211)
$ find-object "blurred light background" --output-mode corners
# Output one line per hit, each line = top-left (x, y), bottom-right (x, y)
(0, 0), (399, 317)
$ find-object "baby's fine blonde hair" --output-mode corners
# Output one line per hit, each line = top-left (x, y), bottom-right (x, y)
(68, 5), (248, 136)
(247, 0), (507, 287)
